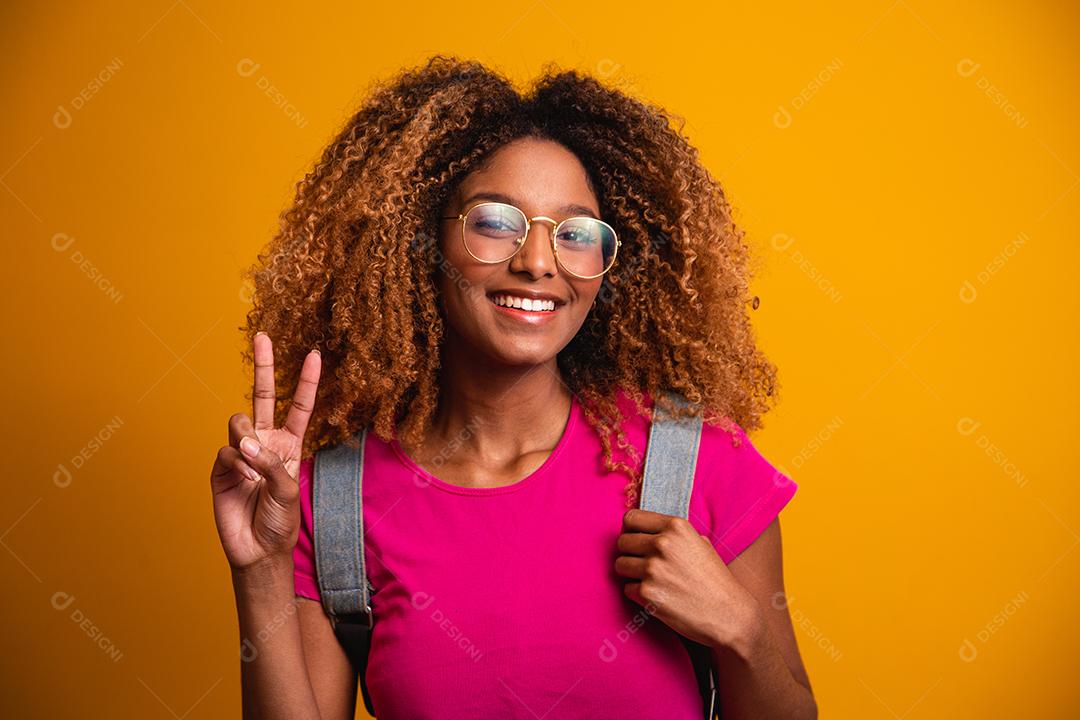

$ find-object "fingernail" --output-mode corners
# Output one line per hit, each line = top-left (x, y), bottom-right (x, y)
(310, 347), (320, 355)
(240, 436), (260, 458)
(255, 331), (267, 338)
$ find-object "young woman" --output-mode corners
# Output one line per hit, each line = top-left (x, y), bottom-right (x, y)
(210, 55), (816, 719)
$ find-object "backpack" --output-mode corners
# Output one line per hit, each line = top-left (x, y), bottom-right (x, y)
(312, 389), (720, 718)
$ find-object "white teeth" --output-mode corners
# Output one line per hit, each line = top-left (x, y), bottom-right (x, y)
(490, 294), (557, 312)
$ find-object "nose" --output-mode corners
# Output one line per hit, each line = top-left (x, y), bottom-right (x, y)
(508, 217), (559, 278)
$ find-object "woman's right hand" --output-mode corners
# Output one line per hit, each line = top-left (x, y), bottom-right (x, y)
(210, 332), (322, 572)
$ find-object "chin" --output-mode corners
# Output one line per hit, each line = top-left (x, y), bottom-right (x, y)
(484, 340), (560, 367)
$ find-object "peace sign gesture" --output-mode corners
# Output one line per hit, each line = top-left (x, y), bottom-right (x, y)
(209, 332), (322, 572)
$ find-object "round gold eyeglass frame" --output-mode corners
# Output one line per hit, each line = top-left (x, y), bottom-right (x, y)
(440, 201), (621, 280)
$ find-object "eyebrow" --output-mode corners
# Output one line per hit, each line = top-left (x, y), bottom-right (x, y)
(459, 191), (599, 219)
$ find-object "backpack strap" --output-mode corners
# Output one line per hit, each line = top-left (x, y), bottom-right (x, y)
(641, 389), (720, 720)
(641, 389), (703, 516)
(312, 426), (377, 717)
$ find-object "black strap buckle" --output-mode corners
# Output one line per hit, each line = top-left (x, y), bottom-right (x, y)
(332, 605), (373, 629)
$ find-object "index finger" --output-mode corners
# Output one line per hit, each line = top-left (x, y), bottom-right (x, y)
(253, 332), (277, 430)
(622, 508), (675, 533)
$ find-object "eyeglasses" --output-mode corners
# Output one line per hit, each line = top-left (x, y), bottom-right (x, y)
(441, 201), (621, 279)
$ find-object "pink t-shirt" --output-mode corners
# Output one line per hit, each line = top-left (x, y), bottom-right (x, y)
(293, 388), (798, 719)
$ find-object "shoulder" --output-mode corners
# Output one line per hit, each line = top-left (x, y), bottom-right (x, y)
(698, 418), (789, 482)
(690, 417), (799, 564)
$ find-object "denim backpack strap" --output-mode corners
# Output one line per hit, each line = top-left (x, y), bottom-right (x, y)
(641, 389), (703, 517)
(313, 426), (377, 717)
(640, 389), (719, 719)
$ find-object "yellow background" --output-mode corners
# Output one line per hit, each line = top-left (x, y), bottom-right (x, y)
(3, 1), (1077, 717)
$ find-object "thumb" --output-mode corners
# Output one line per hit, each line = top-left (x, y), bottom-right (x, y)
(239, 435), (298, 507)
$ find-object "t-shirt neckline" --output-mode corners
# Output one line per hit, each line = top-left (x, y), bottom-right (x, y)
(389, 393), (579, 496)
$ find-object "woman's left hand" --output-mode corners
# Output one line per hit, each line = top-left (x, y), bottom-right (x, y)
(615, 508), (762, 651)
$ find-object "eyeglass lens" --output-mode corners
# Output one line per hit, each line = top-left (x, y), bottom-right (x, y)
(462, 202), (616, 277)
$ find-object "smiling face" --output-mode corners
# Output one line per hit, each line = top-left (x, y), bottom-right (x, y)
(436, 136), (606, 368)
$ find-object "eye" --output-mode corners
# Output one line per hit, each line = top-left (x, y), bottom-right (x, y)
(473, 216), (518, 233)
(557, 221), (600, 248)
(466, 205), (525, 238)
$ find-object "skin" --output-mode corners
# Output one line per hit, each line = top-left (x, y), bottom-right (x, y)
(617, 510), (817, 718)
(398, 136), (605, 488)
(209, 136), (816, 719)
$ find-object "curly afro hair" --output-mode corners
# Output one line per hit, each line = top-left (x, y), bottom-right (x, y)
(240, 54), (780, 507)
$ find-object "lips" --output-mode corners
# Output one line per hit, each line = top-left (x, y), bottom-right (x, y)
(486, 294), (562, 325)
(488, 294), (557, 313)
(486, 289), (566, 306)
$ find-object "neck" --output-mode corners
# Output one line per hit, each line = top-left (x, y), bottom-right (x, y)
(414, 330), (574, 466)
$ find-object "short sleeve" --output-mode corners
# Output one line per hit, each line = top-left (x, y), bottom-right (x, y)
(689, 422), (798, 564)
(292, 456), (322, 601)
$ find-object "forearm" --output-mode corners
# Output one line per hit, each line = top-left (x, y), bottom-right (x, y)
(709, 601), (817, 720)
(233, 556), (321, 720)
